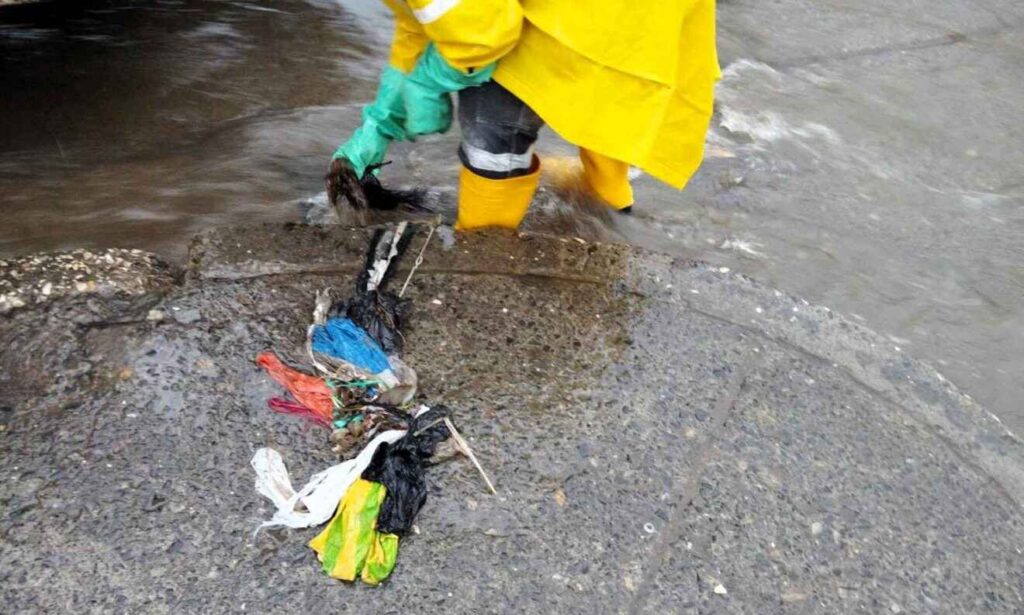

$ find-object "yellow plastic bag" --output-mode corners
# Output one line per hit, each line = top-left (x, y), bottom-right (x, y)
(309, 479), (399, 585)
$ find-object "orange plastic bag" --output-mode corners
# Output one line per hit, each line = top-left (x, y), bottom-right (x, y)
(256, 352), (333, 423)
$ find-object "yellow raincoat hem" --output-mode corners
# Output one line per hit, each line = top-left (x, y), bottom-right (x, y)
(494, 20), (715, 190)
(496, 68), (709, 190)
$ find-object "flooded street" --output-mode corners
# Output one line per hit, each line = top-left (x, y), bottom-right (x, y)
(0, 0), (390, 255)
(1, 0), (1022, 431)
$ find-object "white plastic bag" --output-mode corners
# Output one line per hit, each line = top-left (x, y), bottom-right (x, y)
(251, 429), (406, 532)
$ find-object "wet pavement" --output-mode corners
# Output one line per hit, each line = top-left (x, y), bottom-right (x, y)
(1, 225), (1022, 612)
(2, 0), (1022, 436)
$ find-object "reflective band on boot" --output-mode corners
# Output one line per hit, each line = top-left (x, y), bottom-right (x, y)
(580, 148), (634, 210)
(455, 163), (540, 231)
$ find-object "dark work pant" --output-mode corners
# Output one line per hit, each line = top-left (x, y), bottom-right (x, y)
(457, 80), (544, 179)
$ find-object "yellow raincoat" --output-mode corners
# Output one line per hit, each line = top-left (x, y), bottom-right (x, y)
(380, 0), (720, 190)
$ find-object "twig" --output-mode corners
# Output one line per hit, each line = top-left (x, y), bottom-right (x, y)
(443, 417), (497, 495)
(413, 417), (445, 436)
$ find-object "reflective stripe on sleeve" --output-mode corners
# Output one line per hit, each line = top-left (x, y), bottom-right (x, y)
(412, 0), (461, 24)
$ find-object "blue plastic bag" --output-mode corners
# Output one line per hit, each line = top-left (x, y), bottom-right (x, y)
(311, 318), (392, 375)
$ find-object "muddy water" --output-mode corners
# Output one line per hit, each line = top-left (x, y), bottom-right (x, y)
(0, 0), (390, 255)
(2, 0), (1023, 431)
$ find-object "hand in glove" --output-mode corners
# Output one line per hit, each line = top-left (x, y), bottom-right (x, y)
(328, 46), (497, 209)
(327, 67), (409, 209)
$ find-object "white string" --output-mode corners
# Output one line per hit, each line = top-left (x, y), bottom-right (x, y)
(399, 223), (437, 298)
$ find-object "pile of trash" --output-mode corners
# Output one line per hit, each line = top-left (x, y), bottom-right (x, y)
(250, 222), (493, 585)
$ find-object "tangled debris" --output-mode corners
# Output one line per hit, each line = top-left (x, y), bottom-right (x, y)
(252, 222), (493, 585)
(362, 405), (454, 535)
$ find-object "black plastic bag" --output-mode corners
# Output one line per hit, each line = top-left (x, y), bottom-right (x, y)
(361, 406), (453, 535)
(330, 225), (414, 354)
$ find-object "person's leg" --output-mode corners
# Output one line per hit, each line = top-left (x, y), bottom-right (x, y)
(579, 148), (634, 212)
(455, 81), (544, 229)
(542, 148), (635, 214)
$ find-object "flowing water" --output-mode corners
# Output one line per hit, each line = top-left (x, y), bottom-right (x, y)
(2, 0), (1022, 431)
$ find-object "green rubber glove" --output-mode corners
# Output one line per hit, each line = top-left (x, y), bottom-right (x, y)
(333, 66), (409, 178)
(402, 44), (496, 137)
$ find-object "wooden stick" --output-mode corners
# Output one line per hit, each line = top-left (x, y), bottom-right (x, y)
(444, 417), (497, 495)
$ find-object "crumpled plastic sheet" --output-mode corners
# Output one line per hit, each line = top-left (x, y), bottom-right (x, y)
(362, 406), (452, 535)
(251, 429), (407, 532)
(333, 291), (410, 355)
(331, 224), (413, 354)
(376, 355), (417, 406)
(267, 397), (331, 429)
(308, 478), (399, 585)
(256, 352), (334, 422)
(359, 170), (429, 215)
(311, 318), (393, 375)
(358, 223), (412, 294)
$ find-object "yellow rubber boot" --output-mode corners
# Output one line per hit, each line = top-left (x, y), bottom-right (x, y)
(455, 164), (541, 231)
(580, 148), (634, 210)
